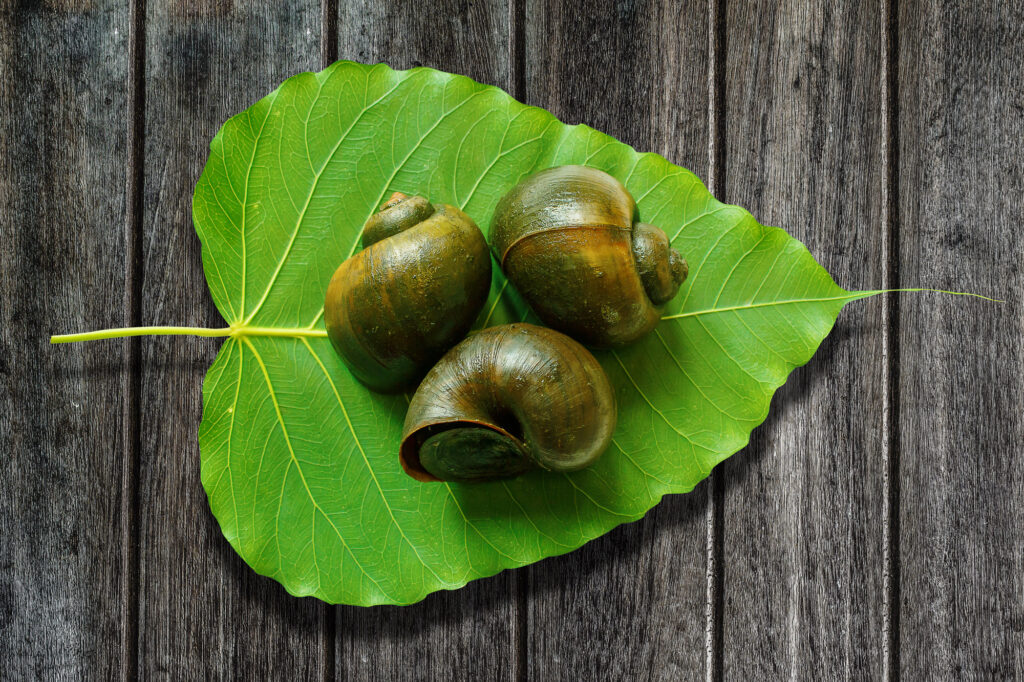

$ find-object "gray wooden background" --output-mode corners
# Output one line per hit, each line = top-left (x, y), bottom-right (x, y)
(2, 0), (1022, 679)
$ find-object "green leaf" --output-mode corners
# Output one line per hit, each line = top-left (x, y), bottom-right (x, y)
(192, 61), (873, 606)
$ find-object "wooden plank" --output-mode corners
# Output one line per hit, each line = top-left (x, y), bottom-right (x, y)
(896, 1), (1024, 676)
(336, 0), (509, 88)
(135, 2), (326, 677)
(332, 4), (519, 681)
(717, 1), (890, 677)
(0, 2), (132, 678)
(521, 2), (714, 679)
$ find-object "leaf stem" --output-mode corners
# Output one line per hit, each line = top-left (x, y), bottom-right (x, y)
(50, 325), (328, 344)
(51, 326), (232, 344)
(51, 289), (1002, 343)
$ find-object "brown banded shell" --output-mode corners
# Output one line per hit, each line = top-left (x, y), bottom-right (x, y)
(489, 165), (687, 347)
(399, 323), (616, 483)
(324, 192), (491, 393)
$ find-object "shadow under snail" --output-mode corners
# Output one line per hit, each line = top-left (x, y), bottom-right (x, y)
(490, 165), (689, 348)
(399, 323), (616, 483)
(324, 192), (491, 393)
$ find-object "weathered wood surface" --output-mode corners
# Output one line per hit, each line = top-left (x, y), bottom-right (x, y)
(0, 2), (131, 679)
(2, 0), (1021, 679)
(521, 1), (714, 679)
(897, 0), (1024, 677)
(718, 1), (890, 678)
(333, 3), (521, 681)
(135, 1), (325, 679)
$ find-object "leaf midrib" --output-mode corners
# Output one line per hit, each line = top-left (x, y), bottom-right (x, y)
(51, 294), (879, 346)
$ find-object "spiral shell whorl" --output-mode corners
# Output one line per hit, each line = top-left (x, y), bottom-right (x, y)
(400, 324), (616, 483)
(361, 192), (435, 248)
(489, 165), (689, 347)
(631, 222), (689, 305)
(324, 196), (491, 393)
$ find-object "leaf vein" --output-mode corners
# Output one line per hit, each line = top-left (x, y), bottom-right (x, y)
(301, 338), (450, 587)
(610, 351), (709, 476)
(242, 337), (397, 601)
(243, 77), (410, 324)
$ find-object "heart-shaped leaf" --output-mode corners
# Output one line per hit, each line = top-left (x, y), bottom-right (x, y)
(192, 61), (876, 605)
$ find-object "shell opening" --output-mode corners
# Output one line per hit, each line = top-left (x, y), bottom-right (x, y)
(403, 419), (531, 483)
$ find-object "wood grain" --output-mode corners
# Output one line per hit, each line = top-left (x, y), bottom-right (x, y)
(718, 0), (890, 677)
(135, 2), (326, 678)
(4, 1), (1024, 677)
(0, 2), (131, 678)
(337, 0), (509, 89)
(897, 0), (1024, 676)
(332, 3), (519, 680)
(521, 1), (714, 679)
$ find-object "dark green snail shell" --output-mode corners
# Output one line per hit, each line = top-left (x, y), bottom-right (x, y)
(324, 193), (491, 393)
(489, 165), (688, 348)
(399, 323), (617, 483)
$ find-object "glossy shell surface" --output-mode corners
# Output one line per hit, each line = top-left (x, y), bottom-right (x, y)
(324, 202), (491, 393)
(490, 165), (683, 347)
(400, 323), (617, 483)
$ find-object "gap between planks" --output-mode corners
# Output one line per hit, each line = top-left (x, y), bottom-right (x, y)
(120, 0), (146, 680)
(704, 1), (727, 680)
(881, 0), (902, 679)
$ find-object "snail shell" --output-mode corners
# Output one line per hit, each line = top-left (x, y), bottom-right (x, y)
(324, 193), (491, 393)
(399, 323), (616, 483)
(490, 165), (688, 347)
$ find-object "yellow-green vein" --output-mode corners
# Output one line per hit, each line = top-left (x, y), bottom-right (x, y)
(344, 88), (492, 260)
(442, 482), (519, 564)
(652, 328), (750, 422)
(239, 91), (280, 319)
(226, 338), (242, 535)
(243, 77), (409, 325)
(241, 336), (395, 602)
(610, 350), (709, 476)
(661, 293), (878, 321)
(300, 337), (451, 588)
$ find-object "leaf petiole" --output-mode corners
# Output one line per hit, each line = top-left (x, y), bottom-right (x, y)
(50, 325), (329, 344)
